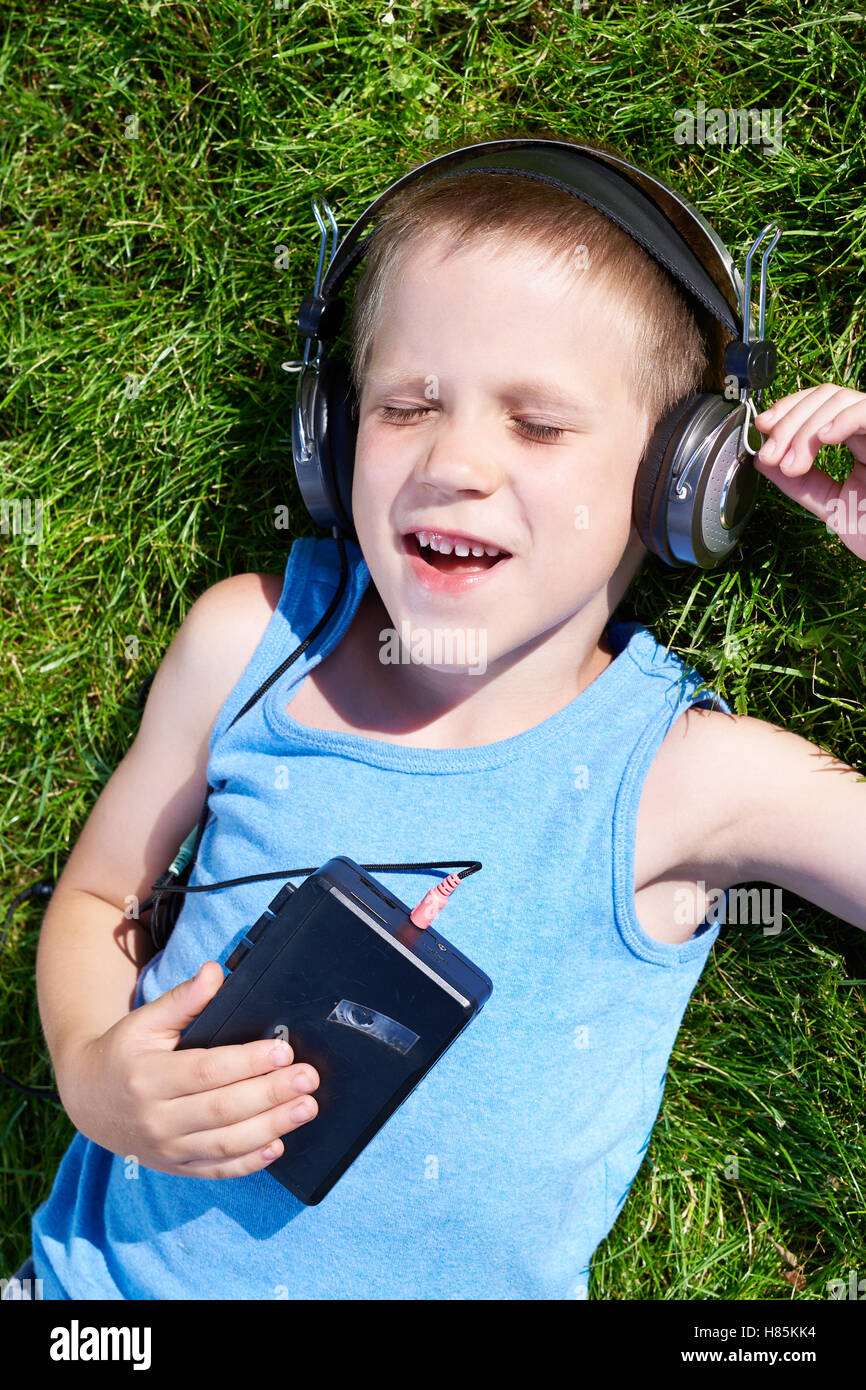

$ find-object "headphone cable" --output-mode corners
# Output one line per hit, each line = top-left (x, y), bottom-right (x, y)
(0, 533), (483, 1102)
(0, 861), (481, 1104)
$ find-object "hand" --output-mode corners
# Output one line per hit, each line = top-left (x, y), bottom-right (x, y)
(58, 962), (320, 1179)
(753, 384), (866, 561)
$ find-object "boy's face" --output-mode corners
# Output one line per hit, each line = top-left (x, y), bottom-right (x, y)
(352, 234), (652, 677)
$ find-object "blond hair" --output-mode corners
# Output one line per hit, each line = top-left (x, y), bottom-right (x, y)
(349, 145), (719, 443)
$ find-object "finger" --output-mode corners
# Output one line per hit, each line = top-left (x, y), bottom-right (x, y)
(764, 390), (858, 476)
(173, 1092), (319, 1167)
(156, 1034), (299, 1101)
(136, 961), (227, 1044)
(755, 386), (852, 469)
(164, 1139), (289, 1181)
(826, 460), (866, 561)
(753, 385), (831, 429)
(167, 1060), (320, 1135)
(816, 401), (866, 466)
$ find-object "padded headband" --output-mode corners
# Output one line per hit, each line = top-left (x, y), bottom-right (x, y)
(315, 138), (744, 340)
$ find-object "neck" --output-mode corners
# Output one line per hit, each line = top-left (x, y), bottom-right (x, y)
(326, 583), (621, 749)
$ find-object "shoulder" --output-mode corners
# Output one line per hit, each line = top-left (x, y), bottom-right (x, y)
(649, 702), (844, 798)
(635, 705), (727, 886)
(636, 704), (771, 890)
(182, 571), (285, 673)
(638, 702), (866, 936)
(189, 570), (285, 628)
(149, 571), (285, 747)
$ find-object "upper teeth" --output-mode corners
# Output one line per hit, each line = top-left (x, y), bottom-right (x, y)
(414, 531), (504, 557)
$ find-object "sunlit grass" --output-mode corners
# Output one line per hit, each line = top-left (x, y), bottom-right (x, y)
(1, 0), (864, 1297)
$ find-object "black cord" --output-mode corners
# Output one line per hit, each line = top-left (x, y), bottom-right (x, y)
(152, 860), (482, 897)
(1, 532), (481, 1104)
(227, 533), (350, 730)
(140, 533), (353, 951)
(0, 858), (481, 1103)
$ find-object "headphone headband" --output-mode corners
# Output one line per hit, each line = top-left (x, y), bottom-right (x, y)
(291, 138), (781, 570)
(314, 138), (744, 341)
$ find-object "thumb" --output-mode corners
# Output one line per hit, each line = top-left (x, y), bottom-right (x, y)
(134, 960), (225, 1044)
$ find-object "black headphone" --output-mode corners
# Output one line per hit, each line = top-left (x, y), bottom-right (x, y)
(289, 138), (781, 569)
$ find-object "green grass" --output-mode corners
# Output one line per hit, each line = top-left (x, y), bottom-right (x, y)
(2, 0), (865, 1299)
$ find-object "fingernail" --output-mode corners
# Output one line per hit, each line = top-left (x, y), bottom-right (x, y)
(295, 1072), (315, 1093)
(291, 1099), (314, 1122)
(761, 439), (778, 458)
(780, 449), (796, 472)
(270, 1042), (291, 1065)
(818, 419), (834, 436)
(261, 1141), (282, 1161)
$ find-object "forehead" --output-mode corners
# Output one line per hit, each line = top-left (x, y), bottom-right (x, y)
(365, 233), (639, 399)
(390, 229), (603, 309)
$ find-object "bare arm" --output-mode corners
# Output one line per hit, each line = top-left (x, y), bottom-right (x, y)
(716, 713), (866, 931)
(36, 571), (284, 1082)
(638, 706), (866, 935)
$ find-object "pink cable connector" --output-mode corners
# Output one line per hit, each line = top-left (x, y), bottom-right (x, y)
(409, 872), (463, 929)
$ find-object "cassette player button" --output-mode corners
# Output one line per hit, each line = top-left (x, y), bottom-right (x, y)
(268, 881), (297, 914)
(225, 939), (252, 971)
(246, 912), (274, 944)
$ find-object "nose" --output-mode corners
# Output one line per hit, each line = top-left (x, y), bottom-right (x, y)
(413, 411), (502, 500)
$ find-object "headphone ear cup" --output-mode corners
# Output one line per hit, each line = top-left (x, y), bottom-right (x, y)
(635, 392), (758, 569)
(634, 395), (703, 565)
(314, 357), (358, 540)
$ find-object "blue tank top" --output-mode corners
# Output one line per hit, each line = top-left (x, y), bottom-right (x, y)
(31, 536), (730, 1300)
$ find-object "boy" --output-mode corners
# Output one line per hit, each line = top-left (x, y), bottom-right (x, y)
(21, 140), (866, 1300)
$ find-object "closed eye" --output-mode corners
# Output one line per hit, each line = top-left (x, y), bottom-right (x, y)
(511, 419), (564, 443)
(379, 405), (433, 423)
(378, 405), (565, 444)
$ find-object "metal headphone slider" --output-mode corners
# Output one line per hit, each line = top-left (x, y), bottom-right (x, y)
(289, 198), (341, 468)
(726, 221), (782, 386)
(294, 196), (343, 340)
(729, 222), (782, 456)
(296, 294), (344, 341)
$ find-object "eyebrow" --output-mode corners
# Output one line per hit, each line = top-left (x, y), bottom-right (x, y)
(368, 371), (604, 418)
(368, 371), (434, 391)
(498, 381), (604, 418)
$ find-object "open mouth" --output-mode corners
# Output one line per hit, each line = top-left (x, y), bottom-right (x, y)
(403, 532), (511, 574)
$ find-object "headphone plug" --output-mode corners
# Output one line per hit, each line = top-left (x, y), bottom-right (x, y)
(409, 872), (463, 929)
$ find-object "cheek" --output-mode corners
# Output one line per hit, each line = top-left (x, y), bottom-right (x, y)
(539, 451), (639, 560)
(351, 424), (395, 515)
